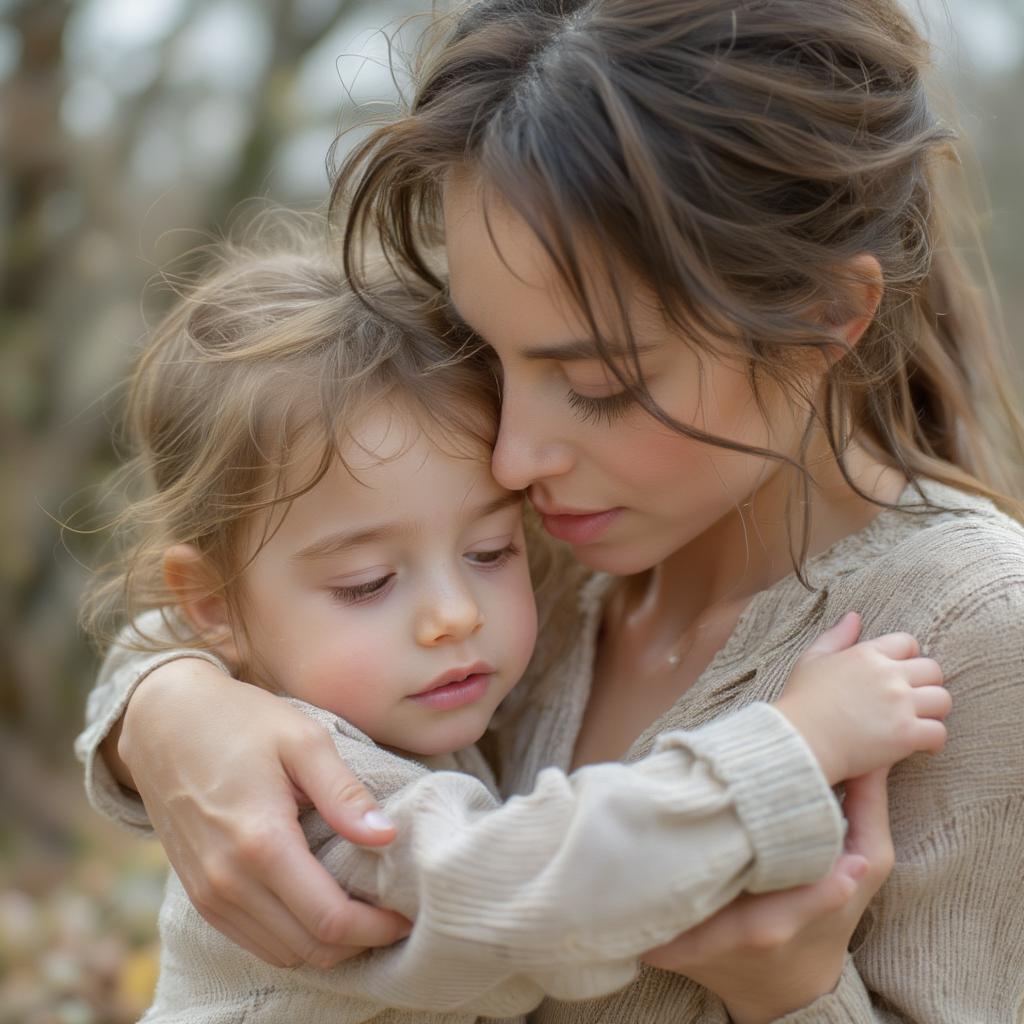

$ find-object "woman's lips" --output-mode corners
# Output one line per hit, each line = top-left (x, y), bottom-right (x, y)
(537, 507), (624, 545)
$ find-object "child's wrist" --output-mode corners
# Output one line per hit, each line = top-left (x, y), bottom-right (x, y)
(773, 697), (844, 786)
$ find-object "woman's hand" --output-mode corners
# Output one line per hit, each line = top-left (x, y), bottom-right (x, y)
(113, 658), (412, 968)
(641, 770), (893, 1024)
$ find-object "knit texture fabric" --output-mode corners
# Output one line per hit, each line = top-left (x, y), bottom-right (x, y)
(497, 482), (1024, 1022)
(79, 646), (841, 1022)
(76, 481), (1024, 1021)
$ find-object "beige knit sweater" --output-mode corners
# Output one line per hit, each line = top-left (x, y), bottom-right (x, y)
(77, 481), (1024, 1022)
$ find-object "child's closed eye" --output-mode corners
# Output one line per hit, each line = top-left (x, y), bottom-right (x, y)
(465, 542), (521, 569)
(329, 574), (395, 605)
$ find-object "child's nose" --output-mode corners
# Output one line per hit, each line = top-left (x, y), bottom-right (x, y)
(415, 585), (485, 647)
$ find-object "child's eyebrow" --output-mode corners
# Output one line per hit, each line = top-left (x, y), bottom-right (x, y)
(290, 492), (524, 563)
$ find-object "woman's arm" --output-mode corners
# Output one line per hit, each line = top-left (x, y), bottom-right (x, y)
(74, 613), (411, 968)
(213, 699), (843, 1012)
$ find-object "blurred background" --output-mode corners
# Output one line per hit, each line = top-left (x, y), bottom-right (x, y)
(1, 0), (1022, 1020)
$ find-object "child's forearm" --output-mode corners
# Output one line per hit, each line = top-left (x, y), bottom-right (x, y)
(317, 702), (843, 1005)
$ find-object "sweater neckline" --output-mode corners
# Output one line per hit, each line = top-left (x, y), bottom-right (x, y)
(575, 480), (956, 762)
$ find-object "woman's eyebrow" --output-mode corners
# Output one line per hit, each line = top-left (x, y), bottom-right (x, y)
(445, 299), (655, 362)
(520, 338), (657, 362)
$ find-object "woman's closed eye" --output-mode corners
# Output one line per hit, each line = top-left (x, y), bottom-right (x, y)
(328, 574), (395, 605)
(566, 387), (635, 425)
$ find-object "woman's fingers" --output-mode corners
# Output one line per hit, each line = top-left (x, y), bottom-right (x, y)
(257, 831), (411, 955)
(841, 769), (894, 876)
(285, 725), (397, 846)
(642, 863), (860, 971)
(198, 904), (300, 968)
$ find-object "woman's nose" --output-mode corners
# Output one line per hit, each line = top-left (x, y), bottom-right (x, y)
(415, 582), (485, 647)
(490, 387), (573, 492)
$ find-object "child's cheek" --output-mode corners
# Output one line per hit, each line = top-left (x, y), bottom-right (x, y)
(293, 634), (398, 727)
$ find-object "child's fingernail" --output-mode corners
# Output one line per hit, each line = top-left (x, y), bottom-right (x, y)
(362, 809), (394, 831)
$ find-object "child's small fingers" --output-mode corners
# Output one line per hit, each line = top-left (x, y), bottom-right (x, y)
(903, 657), (943, 687)
(866, 631), (920, 660)
(803, 612), (862, 658)
(912, 685), (952, 720)
(913, 718), (949, 754)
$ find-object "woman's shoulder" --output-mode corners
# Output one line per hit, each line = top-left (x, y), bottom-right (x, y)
(831, 480), (1024, 619)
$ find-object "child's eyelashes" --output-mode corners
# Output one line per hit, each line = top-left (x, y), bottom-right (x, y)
(566, 388), (635, 425)
(329, 574), (395, 605)
(326, 545), (520, 606)
(466, 542), (521, 569)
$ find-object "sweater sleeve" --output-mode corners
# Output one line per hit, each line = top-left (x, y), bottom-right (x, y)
(291, 699), (842, 1011)
(769, 578), (1024, 1024)
(73, 610), (228, 836)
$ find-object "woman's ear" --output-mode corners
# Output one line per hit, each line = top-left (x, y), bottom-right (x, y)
(163, 544), (241, 665)
(825, 252), (884, 352)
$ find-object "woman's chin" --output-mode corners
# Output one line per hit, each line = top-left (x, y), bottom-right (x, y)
(564, 539), (668, 578)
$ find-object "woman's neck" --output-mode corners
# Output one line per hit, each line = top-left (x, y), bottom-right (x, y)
(647, 441), (907, 631)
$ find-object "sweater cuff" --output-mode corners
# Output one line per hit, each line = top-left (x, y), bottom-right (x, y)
(770, 956), (873, 1022)
(75, 649), (228, 836)
(655, 702), (843, 893)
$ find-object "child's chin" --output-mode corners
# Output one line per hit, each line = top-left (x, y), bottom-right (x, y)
(402, 718), (488, 758)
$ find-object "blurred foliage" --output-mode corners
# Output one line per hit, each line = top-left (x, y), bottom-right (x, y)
(1, 0), (1022, 1020)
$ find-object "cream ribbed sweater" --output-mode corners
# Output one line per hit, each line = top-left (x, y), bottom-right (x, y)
(77, 481), (1024, 1022)
(77, 628), (841, 1022)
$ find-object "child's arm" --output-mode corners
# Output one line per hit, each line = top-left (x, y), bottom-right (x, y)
(76, 612), (944, 983)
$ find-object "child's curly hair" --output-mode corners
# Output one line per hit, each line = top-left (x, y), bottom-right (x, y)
(81, 214), (510, 662)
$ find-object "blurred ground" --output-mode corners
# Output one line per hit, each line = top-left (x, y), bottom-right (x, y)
(2, 0), (1023, 1020)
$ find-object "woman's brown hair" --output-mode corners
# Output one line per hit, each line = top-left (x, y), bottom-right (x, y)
(333, 0), (1024, 569)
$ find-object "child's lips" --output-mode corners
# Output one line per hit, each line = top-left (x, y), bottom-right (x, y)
(408, 671), (493, 711)
(412, 661), (495, 696)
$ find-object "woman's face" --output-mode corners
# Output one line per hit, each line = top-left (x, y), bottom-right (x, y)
(444, 178), (810, 576)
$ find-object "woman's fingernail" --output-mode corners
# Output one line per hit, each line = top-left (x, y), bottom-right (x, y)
(362, 809), (394, 831)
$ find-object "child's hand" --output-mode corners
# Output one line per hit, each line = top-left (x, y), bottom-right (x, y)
(775, 612), (950, 786)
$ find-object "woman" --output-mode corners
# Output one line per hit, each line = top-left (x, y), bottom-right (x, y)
(79, 0), (1024, 1019)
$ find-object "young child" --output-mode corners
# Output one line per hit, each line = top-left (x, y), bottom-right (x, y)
(82, 222), (947, 1023)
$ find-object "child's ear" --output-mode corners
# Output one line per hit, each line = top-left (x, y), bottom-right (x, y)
(163, 544), (241, 665)
(821, 252), (884, 355)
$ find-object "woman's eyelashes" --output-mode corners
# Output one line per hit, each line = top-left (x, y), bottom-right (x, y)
(566, 387), (635, 424)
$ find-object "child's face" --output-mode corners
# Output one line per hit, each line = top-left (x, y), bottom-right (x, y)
(233, 403), (538, 757)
